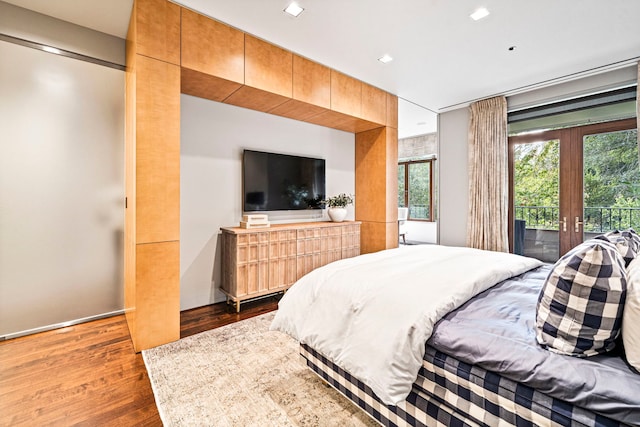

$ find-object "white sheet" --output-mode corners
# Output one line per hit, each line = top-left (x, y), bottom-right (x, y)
(270, 244), (543, 405)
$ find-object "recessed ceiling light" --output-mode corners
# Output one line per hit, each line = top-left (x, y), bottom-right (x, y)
(42, 46), (61, 54)
(470, 7), (490, 21)
(284, 3), (304, 17)
(378, 54), (393, 64)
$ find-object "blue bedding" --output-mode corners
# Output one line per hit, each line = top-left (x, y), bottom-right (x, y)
(427, 264), (640, 426)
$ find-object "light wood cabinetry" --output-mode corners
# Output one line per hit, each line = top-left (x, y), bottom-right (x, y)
(135, 55), (180, 244)
(181, 9), (245, 83)
(125, 0), (181, 352)
(220, 222), (360, 311)
(268, 55), (331, 121)
(135, 0), (181, 65)
(225, 35), (293, 111)
(292, 55), (331, 108)
(124, 0), (398, 352)
(330, 70), (362, 117)
(386, 93), (399, 129)
(135, 241), (180, 350)
(180, 9), (245, 103)
(356, 126), (399, 253)
(243, 35), (293, 97)
(361, 83), (387, 124)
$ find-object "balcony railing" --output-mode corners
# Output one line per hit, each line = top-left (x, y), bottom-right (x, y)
(410, 204), (430, 220)
(515, 206), (640, 232)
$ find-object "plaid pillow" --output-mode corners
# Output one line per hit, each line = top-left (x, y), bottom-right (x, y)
(536, 239), (627, 357)
(595, 228), (640, 267)
(622, 256), (640, 373)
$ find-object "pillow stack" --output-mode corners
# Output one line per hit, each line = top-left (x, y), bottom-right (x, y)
(595, 229), (640, 267)
(623, 249), (640, 372)
(536, 229), (640, 370)
(593, 229), (640, 370)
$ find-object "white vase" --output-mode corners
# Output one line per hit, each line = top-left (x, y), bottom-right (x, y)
(328, 207), (347, 222)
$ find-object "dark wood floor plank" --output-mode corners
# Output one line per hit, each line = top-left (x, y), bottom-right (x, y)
(0, 297), (278, 426)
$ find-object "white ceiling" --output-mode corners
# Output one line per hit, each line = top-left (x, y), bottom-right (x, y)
(5, 0), (639, 137)
(3, 0), (133, 39)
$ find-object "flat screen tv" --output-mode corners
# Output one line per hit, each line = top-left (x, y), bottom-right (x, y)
(243, 150), (326, 212)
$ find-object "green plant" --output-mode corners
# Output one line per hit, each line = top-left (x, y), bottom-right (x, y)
(324, 193), (354, 208)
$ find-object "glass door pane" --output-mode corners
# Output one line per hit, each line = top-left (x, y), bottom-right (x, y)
(513, 139), (560, 262)
(583, 128), (640, 239)
(398, 165), (406, 207)
(408, 162), (431, 220)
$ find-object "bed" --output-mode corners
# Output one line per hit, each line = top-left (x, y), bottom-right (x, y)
(270, 243), (640, 427)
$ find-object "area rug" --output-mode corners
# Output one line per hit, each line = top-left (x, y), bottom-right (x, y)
(142, 312), (378, 426)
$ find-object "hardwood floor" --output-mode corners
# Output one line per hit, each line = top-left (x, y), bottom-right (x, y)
(0, 296), (279, 426)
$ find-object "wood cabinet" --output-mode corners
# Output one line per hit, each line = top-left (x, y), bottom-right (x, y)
(180, 9), (245, 103)
(386, 93), (399, 129)
(356, 126), (399, 253)
(135, 0), (181, 65)
(181, 9), (245, 83)
(243, 35), (293, 97)
(135, 55), (180, 244)
(224, 35), (293, 111)
(124, 0), (398, 352)
(125, 0), (181, 352)
(361, 83), (386, 124)
(220, 221), (360, 311)
(292, 55), (331, 109)
(330, 70), (362, 117)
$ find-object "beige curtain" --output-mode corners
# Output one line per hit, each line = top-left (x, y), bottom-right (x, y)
(467, 96), (509, 252)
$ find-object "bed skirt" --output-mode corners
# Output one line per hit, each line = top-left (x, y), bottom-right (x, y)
(300, 344), (623, 427)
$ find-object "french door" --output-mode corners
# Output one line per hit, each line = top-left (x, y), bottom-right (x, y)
(509, 118), (638, 262)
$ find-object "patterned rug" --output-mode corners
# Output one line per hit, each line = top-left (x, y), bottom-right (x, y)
(142, 312), (378, 426)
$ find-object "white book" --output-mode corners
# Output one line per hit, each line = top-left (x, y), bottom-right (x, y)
(242, 214), (269, 223)
(239, 221), (271, 229)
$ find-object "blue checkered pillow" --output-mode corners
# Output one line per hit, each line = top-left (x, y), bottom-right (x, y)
(595, 228), (640, 267)
(536, 239), (627, 357)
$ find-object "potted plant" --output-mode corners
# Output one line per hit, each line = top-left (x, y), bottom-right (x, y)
(324, 193), (354, 222)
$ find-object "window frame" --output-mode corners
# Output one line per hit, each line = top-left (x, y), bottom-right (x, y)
(398, 159), (434, 222)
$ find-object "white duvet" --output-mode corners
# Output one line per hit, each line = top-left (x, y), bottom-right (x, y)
(270, 244), (542, 405)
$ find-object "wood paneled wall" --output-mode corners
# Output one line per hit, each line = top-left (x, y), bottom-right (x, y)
(125, 0), (181, 352)
(125, 0), (399, 351)
(355, 125), (399, 254)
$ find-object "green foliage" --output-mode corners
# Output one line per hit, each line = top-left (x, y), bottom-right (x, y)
(397, 161), (431, 219)
(398, 167), (406, 207)
(514, 128), (640, 231)
(324, 193), (354, 208)
(583, 129), (640, 207)
(513, 140), (559, 207)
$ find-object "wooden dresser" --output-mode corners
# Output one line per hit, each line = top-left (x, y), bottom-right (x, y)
(220, 221), (361, 311)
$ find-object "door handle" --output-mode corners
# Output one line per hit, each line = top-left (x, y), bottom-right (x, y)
(575, 216), (583, 233)
(560, 217), (567, 232)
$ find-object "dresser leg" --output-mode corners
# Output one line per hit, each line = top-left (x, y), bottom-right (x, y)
(236, 300), (240, 313)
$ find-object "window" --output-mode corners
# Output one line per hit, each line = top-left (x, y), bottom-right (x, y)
(398, 159), (433, 221)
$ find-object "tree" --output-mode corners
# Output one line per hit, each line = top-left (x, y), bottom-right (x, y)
(513, 140), (559, 228)
(397, 160), (432, 220)
(583, 129), (640, 208)
(513, 128), (640, 231)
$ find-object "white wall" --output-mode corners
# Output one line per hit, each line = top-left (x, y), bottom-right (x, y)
(180, 95), (355, 310)
(437, 107), (469, 247)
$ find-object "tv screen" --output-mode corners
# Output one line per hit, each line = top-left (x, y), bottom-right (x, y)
(243, 150), (326, 211)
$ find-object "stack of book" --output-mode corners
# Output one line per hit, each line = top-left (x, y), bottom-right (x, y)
(239, 214), (270, 229)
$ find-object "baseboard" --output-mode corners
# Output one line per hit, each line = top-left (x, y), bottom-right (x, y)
(0, 309), (125, 341)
